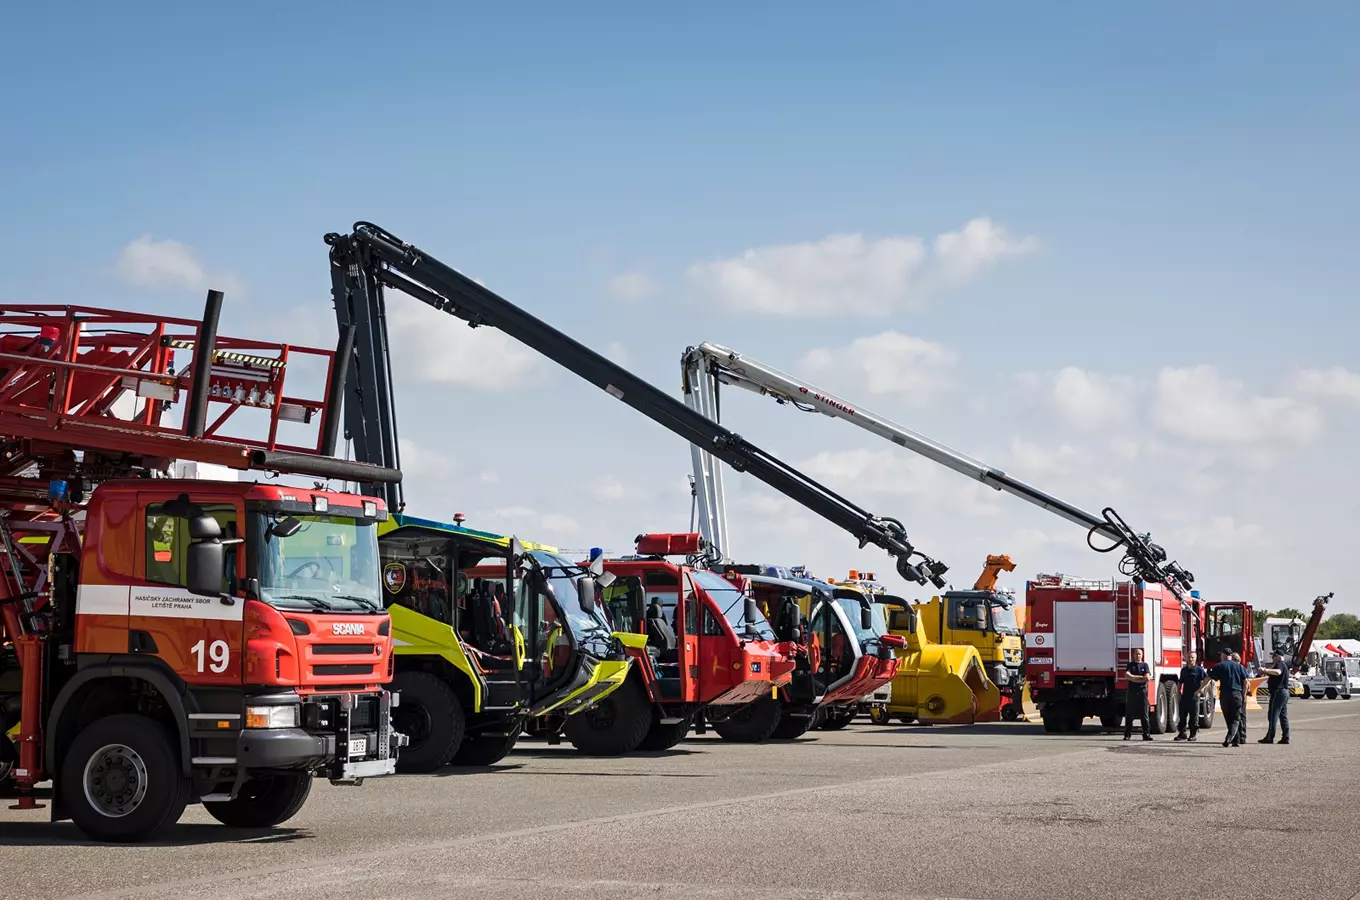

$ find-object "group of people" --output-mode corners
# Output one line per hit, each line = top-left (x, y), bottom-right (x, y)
(1122, 647), (1291, 747)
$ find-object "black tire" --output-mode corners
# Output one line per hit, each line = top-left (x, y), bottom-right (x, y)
(1001, 704), (1020, 722)
(1326, 687), (1338, 700)
(1198, 684), (1217, 729)
(564, 676), (652, 755)
(203, 773), (311, 828)
(1301, 686), (1312, 699)
(1065, 713), (1082, 732)
(0, 732), (17, 797)
(451, 733), (519, 766)
(818, 708), (855, 731)
(867, 707), (891, 726)
(1148, 685), (1165, 735)
(898, 714), (917, 725)
(390, 670), (465, 773)
(61, 713), (189, 843)
(771, 709), (815, 740)
(711, 696), (783, 743)
(1161, 684), (1179, 734)
(637, 715), (692, 751)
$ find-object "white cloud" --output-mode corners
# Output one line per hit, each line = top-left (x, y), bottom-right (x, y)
(1049, 366), (1136, 429)
(1170, 515), (1267, 553)
(1153, 364), (1322, 446)
(114, 235), (242, 295)
(686, 216), (1037, 317)
(799, 331), (957, 402)
(490, 505), (581, 539)
(606, 272), (657, 301)
(383, 294), (547, 390)
(397, 437), (453, 480)
(1289, 366), (1360, 407)
(929, 217), (1042, 288)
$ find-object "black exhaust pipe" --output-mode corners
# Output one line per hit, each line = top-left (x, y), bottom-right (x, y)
(247, 450), (403, 484)
(319, 323), (355, 457)
(184, 289), (223, 438)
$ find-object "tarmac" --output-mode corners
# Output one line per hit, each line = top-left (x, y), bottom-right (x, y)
(3, 700), (1358, 900)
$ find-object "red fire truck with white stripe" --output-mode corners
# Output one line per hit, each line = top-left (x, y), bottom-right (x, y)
(1025, 573), (1254, 734)
(0, 295), (406, 842)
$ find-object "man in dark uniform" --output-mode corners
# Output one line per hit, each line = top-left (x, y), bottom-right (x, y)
(1174, 651), (1207, 741)
(1258, 650), (1291, 745)
(1201, 649), (1248, 747)
(1232, 651), (1249, 742)
(1123, 648), (1154, 741)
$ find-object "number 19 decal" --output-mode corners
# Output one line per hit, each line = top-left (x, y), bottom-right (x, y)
(191, 639), (230, 674)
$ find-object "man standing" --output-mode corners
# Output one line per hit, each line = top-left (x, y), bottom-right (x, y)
(1202, 649), (1248, 747)
(1258, 650), (1291, 745)
(1123, 648), (1154, 741)
(1232, 651), (1249, 742)
(1174, 651), (1207, 741)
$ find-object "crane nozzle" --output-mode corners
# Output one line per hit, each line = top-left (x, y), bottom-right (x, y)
(896, 558), (927, 585)
(923, 559), (950, 589)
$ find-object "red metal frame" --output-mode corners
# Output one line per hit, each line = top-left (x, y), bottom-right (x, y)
(0, 305), (338, 476)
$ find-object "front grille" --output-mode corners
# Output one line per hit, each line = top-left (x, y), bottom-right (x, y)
(313, 643), (376, 656)
(351, 698), (378, 729)
(314, 663), (375, 676)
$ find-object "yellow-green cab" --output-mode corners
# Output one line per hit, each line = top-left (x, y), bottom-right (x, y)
(377, 513), (632, 769)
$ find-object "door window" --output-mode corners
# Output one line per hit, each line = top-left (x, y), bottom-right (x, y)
(144, 501), (238, 594)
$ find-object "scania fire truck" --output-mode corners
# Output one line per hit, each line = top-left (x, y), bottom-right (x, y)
(0, 297), (405, 842)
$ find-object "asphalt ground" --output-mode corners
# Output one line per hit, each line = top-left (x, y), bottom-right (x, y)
(4, 700), (1358, 900)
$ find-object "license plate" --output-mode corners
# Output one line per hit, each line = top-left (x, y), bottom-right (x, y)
(348, 736), (368, 757)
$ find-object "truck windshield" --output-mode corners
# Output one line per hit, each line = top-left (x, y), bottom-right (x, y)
(690, 569), (776, 640)
(989, 600), (1020, 635)
(835, 596), (882, 643)
(529, 550), (615, 656)
(249, 512), (383, 614)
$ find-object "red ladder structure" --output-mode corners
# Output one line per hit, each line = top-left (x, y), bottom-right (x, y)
(0, 290), (400, 807)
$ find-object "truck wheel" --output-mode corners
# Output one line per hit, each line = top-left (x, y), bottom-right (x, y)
(61, 713), (189, 843)
(771, 710), (814, 740)
(1198, 685), (1217, 729)
(391, 671), (465, 772)
(1160, 684), (1179, 734)
(1301, 686), (1311, 699)
(564, 676), (652, 755)
(819, 709), (855, 731)
(868, 707), (891, 726)
(637, 714), (692, 751)
(451, 733), (519, 767)
(203, 773), (311, 828)
(711, 696), (782, 743)
(1326, 687), (1338, 700)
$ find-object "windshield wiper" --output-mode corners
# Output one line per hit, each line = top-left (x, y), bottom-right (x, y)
(270, 593), (337, 612)
(330, 594), (384, 613)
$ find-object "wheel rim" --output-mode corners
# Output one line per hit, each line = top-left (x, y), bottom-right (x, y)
(584, 697), (617, 730)
(393, 702), (432, 749)
(82, 743), (149, 818)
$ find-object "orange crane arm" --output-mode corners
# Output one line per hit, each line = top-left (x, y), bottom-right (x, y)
(1291, 592), (1334, 673)
(973, 554), (1016, 592)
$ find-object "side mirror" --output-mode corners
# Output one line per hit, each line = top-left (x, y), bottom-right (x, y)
(576, 576), (597, 615)
(861, 605), (874, 631)
(188, 514), (221, 541)
(744, 596), (760, 627)
(186, 541), (225, 597)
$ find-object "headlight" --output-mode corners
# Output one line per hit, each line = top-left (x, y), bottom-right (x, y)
(246, 705), (300, 729)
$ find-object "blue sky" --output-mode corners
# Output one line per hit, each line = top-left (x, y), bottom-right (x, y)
(3, 3), (1357, 612)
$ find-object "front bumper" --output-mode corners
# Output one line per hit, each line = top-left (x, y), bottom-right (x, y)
(236, 689), (404, 782)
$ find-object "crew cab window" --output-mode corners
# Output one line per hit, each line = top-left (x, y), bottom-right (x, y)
(602, 576), (643, 633)
(379, 533), (454, 624)
(950, 597), (988, 631)
(144, 502), (237, 593)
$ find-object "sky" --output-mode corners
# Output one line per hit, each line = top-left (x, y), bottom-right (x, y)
(2, 3), (1357, 612)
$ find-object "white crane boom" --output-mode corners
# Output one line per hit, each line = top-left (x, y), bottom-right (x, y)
(680, 341), (1198, 606)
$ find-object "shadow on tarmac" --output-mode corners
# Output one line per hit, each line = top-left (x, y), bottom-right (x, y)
(0, 820), (311, 847)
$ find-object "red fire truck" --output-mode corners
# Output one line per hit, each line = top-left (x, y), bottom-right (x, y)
(0, 296), (406, 842)
(559, 532), (799, 753)
(1025, 573), (1254, 734)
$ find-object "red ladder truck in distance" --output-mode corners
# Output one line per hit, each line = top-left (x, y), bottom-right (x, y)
(1024, 574), (1254, 734)
(0, 294), (406, 842)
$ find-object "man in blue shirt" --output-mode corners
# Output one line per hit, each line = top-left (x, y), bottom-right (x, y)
(1123, 648), (1154, 741)
(1201, 649), (1248, 747)
(1174, 651), (1207, 741)
(1258, 650), (1291, 745)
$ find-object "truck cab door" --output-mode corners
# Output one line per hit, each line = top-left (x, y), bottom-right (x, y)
(677, 573), (701, 703)
(1204, 602), (1249, 666)
(135, 494), (245, 687)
